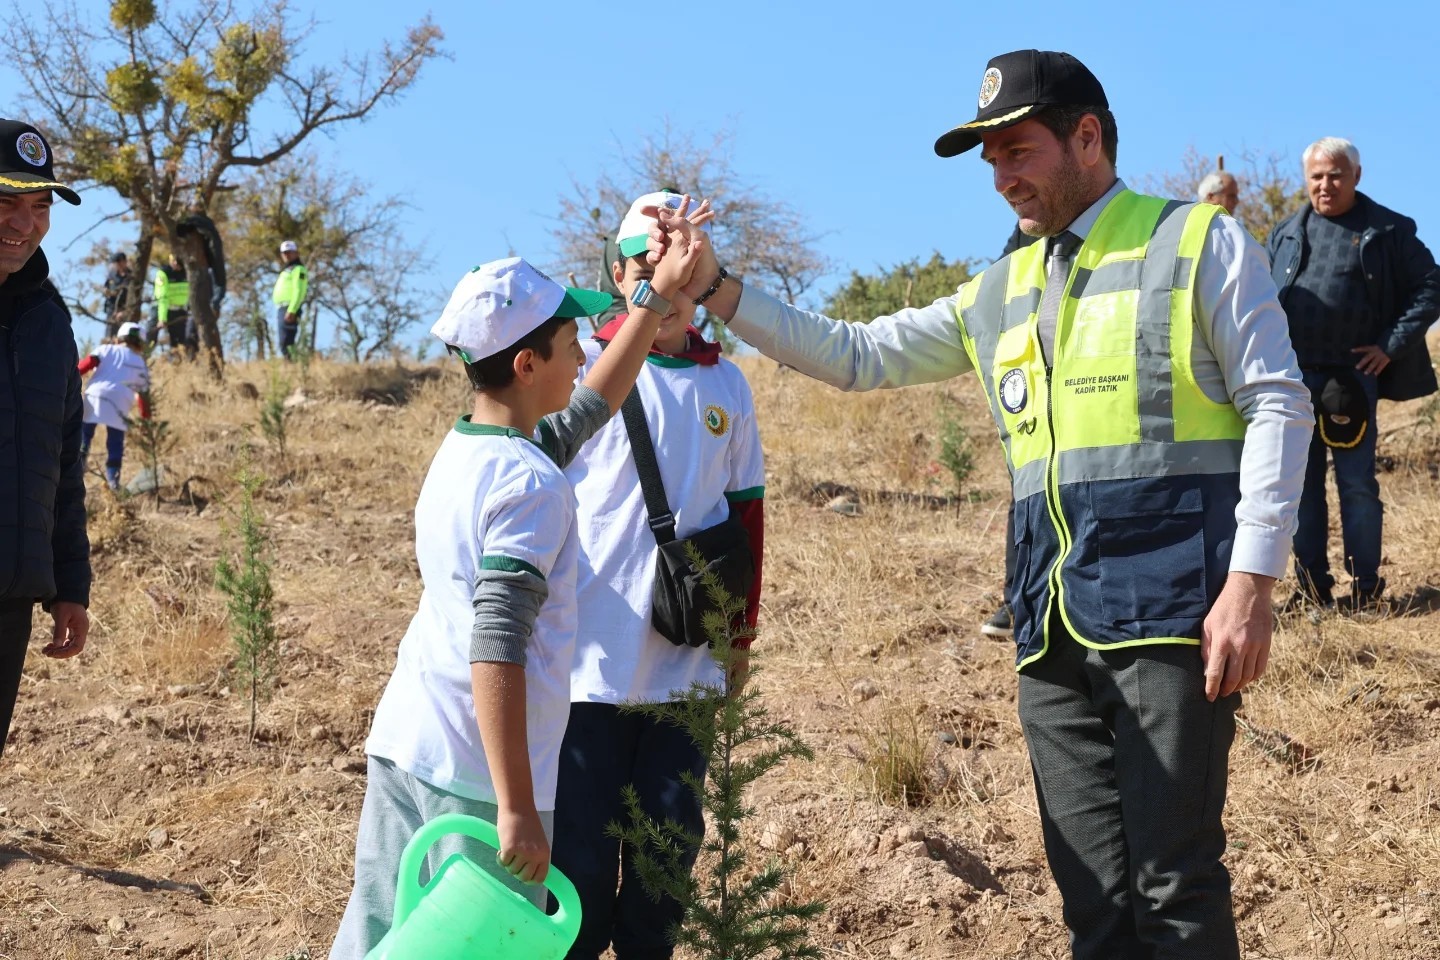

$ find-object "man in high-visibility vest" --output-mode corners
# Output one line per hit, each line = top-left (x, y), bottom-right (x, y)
(152, 254), (192, 359)
(646, 50), (1312, 959)
(273, 239), (309, 360)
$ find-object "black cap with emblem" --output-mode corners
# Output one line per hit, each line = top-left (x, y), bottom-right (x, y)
(1317, 370), (1369, 449)
(0, 119), (80, 205)
(934, 50), (1108, 158)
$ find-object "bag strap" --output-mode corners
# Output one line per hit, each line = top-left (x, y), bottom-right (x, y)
(620, 387), (678, 545)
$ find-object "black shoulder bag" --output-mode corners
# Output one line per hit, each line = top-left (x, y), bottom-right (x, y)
(620, 387), (755, 647)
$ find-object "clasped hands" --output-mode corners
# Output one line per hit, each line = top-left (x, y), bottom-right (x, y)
(643, 198), (724, 304)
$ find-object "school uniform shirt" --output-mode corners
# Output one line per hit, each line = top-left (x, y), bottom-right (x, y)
(78, 343), (149, 431)
(365, 417), (586, 810)
(565, 328), (765, 705)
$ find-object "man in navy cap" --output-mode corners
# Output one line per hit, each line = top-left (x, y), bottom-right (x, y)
(648, 50), (1313, 958)
(0, 118), (91, 760)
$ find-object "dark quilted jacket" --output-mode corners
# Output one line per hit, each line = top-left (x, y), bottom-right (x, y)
(0, 247), (90, 606)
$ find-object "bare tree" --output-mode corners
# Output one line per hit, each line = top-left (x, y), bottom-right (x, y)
(1139, 145), (1307, 242)
(552, 123), (829, 329)
(2, 0), (444, 376)
(211, 154), (433, 361)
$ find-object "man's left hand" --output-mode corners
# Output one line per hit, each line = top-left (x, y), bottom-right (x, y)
(1352, 344), (1390, 376)
(43, 602), (89, 659)
(285, 312), (299, 325)
(1200, 572), (1273, 702)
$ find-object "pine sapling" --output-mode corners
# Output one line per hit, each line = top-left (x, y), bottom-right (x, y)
(124, 386), (177, 508)
(258, 364), (290, 469)
(609, 543), (824, 960)
(937, 400), (975, 499)
(214, 468), (279, 742)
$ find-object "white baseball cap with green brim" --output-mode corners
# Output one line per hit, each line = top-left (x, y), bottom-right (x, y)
(615, 191), (709, 259)
(431, 257), (612, 363)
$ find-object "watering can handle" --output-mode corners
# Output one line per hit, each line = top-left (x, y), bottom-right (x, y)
(391, 812), (581, 935)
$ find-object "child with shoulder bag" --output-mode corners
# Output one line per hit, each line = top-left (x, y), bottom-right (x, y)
(554, 193), (765, 960)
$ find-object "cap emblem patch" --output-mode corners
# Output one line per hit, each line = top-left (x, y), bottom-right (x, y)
(16, 132), (47, 167)
(978, 67), (1003, 109)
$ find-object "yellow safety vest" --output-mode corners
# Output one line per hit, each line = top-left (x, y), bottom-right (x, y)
(272, 261), (309, 313)
(956, 190), (1246, 669)
(153, 265), (189, 327)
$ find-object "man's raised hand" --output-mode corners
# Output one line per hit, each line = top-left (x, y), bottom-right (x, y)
(645, 199), (721, 302)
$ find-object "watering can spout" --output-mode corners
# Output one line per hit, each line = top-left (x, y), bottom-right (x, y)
(363, 813), (582, 960)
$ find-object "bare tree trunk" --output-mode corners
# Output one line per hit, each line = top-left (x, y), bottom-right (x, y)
(253, 308), (269, 361)
(125, 229), (156, 329)
(179, 233), (224, 378)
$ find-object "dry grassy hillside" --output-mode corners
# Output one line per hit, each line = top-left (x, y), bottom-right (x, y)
(0, 351), (1437, 959)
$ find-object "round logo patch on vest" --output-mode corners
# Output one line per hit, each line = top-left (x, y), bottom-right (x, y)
(999, 369), (1028, 414)
(703, 404), (730, 437)
(16, 132), (47, 167)
(978, 67), (1003, 109)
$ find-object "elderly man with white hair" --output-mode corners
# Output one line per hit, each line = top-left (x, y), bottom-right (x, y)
(1267, 137), (1440, 614)
(1197, 169), (1239, 214)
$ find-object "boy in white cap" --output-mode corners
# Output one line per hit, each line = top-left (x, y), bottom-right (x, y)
(273, 239), (307, 360)
(77, 322), (150, 490)
(330, 212), (707, 959)
(553, 193), (765, 960)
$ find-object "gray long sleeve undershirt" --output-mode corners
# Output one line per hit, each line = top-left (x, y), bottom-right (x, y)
(537, 383), (610, 469)
(471, 566), (549, 666)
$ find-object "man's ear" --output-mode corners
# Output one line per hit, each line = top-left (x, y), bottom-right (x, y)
(512, 348), (536, 385)
(1073, 114), (1104, 167)
(1353, 164), (1362, 188)
(611, 258), (627, 289)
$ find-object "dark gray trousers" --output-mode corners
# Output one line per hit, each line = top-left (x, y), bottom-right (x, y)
(0, 601), (34, 759)
(1018, 625), (1240, 960)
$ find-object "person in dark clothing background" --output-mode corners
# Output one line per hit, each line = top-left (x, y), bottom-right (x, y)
(0, 118), (92, 758)
(1267, 137), (1440, 614)
(101, 250), (131, 339)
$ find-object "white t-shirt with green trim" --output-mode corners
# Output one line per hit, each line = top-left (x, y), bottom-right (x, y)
(566, 342), (765, 704)
(366, 418), (578, 809)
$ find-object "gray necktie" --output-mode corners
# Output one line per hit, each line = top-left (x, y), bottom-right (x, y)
(1036, 230), (1079, 367)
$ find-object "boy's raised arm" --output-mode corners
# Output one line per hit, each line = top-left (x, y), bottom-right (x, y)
(580, 203), (709, 414)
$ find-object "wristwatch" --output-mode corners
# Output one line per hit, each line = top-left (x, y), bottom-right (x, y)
(630, 279), (672, 317)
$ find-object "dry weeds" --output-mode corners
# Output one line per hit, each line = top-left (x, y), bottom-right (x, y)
(0, 350), (1435, 959)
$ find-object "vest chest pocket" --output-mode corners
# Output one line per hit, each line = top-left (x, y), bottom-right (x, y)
(991, 326), (1044, 466)
(1091, 482), (1208, 624)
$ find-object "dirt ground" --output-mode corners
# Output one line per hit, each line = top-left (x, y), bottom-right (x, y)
(1, 354), (1437, 960)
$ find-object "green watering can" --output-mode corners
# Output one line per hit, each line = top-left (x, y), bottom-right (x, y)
(364, 813), (582, 960)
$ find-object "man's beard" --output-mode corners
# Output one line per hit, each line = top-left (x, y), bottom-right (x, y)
(1017, 147), (1092, 238)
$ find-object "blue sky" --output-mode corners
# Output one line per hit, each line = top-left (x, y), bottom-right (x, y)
(12, 0), (1440, 349)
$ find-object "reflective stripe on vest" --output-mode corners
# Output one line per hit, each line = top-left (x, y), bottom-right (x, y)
(956, 190), (1246, 668)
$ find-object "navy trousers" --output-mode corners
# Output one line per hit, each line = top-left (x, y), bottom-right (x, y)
(552, 701), (707, 960)
(81, 421), (127, 489)
(278, 306), (300, 360)
(1293, 368), (1383, 596)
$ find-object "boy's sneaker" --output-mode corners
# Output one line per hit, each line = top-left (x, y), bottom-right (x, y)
(980, 604), (1013, 638)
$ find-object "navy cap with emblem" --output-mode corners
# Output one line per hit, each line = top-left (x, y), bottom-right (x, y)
(934, 50), (1108, 158)
(0, 118), (80, 205)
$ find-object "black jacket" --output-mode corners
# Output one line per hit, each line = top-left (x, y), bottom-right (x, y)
(0, 248), (91, 606)
(1268, 193), (1440, 401)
